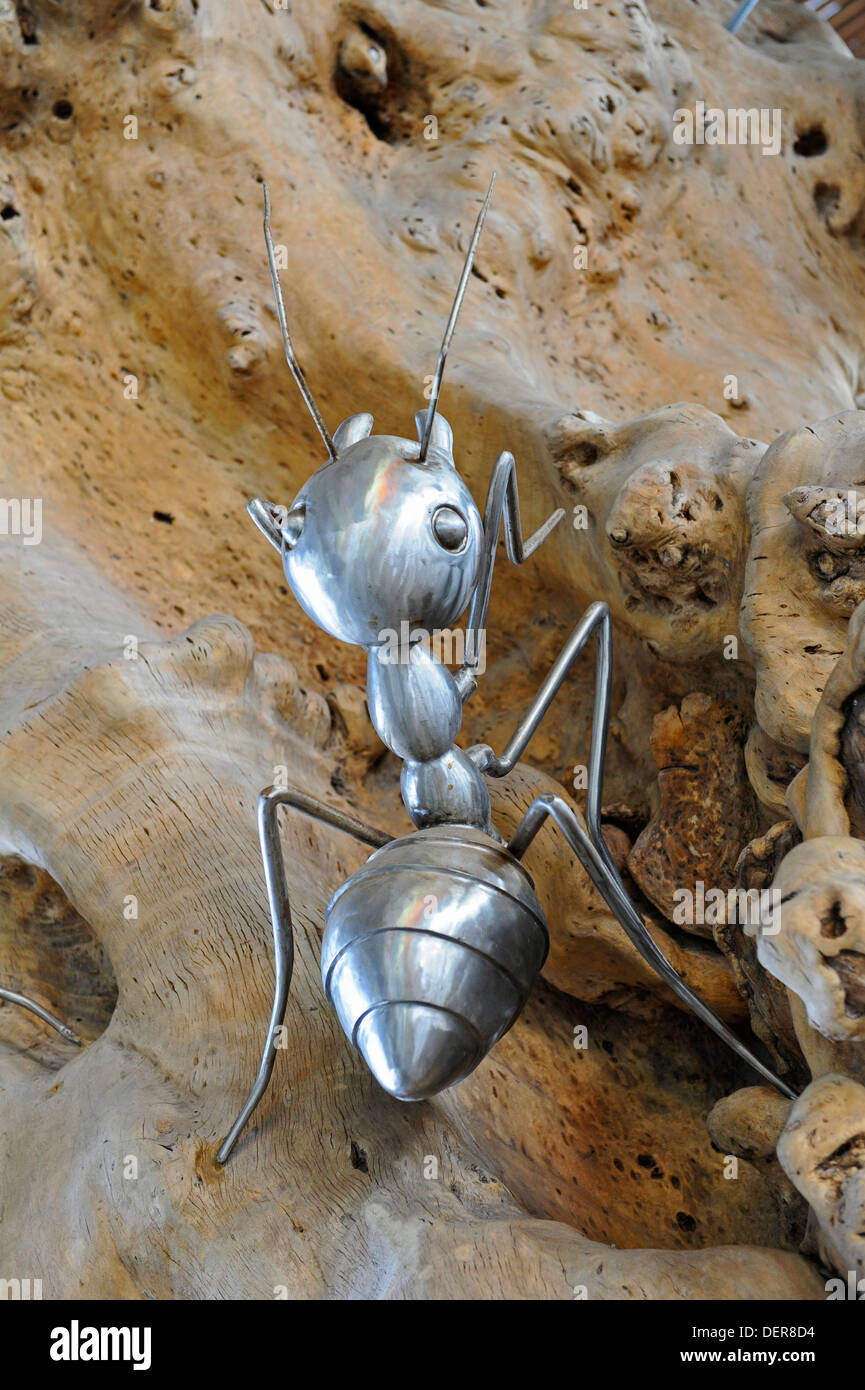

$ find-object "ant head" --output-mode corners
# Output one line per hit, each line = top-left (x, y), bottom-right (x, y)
(249, 412), (483, 647)
(254, 173), (496, 646)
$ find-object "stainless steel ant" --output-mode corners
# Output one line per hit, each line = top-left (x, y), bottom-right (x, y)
(216, 175), (796, 1162)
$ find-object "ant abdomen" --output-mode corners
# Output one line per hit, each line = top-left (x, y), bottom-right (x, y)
(321, 825), (549, 1100)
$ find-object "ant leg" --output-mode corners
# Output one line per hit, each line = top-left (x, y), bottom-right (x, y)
(475, 603), (797, 1097)
(507, 792), (798, 1100)
(726, 0), (761, 33)
(470, 600), (611, 846)
(0, 986), (82, 1045)
(459, 451), (565, 690)
(216, 786), (392, 1164)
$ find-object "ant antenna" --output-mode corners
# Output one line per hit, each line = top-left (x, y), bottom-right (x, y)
(262, 182), (336, 462)
(419, 172), (496, 463)
(725, 0), (760, 30)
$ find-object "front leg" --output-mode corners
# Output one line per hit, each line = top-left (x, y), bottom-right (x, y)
(470, 600), (611, 844)
(460, 450), (565, 688)
(0, 986), (82, 1045)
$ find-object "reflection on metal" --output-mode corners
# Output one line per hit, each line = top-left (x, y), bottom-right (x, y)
(217, 179), (798, 1163)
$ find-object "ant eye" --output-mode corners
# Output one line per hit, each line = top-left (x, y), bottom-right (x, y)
(282, 503), (306, 551)
(432, 505), (468, 552)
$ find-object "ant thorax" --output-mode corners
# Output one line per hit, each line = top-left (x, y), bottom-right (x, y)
(367, 637), (493, 833)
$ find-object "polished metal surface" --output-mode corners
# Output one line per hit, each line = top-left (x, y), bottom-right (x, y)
(470, 600), (611, 811)
(367, 642), (462, 762)
(462, 450), (565, 677)
(401, 745), (492, 832)
(493, 603), (797, 1098)
(332, 411), (374, 452)
(507, 793), (798, 1102)
(280, 436), (484, 648)
(218, 176), (798, 1162)
(247, 496), (285, 552)
(322, 826), (547, 1099)
(0, 986), (82, 1046)
(262, 182), (335, 462)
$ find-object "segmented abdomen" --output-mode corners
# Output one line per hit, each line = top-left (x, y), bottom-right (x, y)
(321, 825), (548, 1101)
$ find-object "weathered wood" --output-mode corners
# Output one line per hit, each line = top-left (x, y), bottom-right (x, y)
(2, 0), (865, 1299)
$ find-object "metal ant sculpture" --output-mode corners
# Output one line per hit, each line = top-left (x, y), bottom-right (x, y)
(215, 175), (796, 1163)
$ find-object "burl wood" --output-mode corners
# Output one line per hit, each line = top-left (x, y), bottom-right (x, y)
(0, 549), (821, 1298)
(2, 0), (865, 1298)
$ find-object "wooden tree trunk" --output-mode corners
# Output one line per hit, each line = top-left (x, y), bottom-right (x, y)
(1, 0), (864, 1299)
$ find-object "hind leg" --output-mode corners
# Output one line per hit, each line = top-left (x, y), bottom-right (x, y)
(507, 790), (797, 1100)
(471, 600), (797, 1100)
(216, 787), (391, 1163)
